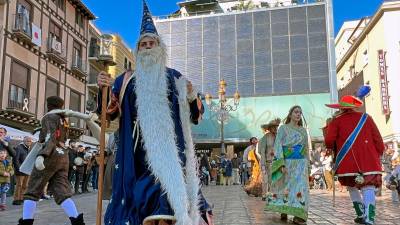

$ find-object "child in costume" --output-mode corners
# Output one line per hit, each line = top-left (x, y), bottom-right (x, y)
(0, 148), (14, 211)
(18, 96), (85, 225)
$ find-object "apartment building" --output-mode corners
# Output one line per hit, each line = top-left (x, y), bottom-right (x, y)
(0, 0), (95, 139)
(107, 34), (134, 79)
(336, 0), (400, 151)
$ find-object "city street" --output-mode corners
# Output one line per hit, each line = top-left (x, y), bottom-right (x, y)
(1, 185), (399, 225)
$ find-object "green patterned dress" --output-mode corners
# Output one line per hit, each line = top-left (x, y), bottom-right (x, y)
(265, 124), (310, 221)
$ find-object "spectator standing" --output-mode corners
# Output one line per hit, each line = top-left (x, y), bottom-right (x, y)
(0, 148), (14, 211)
(67, 141), (77, 186)
(12, 136), (32, 205)
(231, 154), (240, 185)
(320, 150), (334, 191)
(91, 151), (99, 191)
(221, 155), (233, 186)
(73, 145), (85, 194)
(0, 128), (15, 158)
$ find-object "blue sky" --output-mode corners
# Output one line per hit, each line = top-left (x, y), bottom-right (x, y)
(83, 0), (384, 49)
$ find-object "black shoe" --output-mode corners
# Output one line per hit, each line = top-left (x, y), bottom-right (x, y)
(18, 218), (34, 225)
(280, 214), (288, 221)
(13, 200), (23, 205)
(354, 217), (366, 224)
(70, 213), (85, 225)
(293, 216), (307, 225)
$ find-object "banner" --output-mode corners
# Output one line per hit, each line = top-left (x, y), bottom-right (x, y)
(31, 23), (41, 47)
(378, 50), (390, 115)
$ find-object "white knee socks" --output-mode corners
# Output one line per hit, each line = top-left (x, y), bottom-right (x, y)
(22, 200), (37, 219)
(61, 198), (79, 218)
(347, 186), (376, 223)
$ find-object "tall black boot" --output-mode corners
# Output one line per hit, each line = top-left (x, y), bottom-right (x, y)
(69, 213), (85, 225)
(18, 218), (34, 225)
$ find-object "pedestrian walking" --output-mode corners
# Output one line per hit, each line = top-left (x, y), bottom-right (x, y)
(325, 94), (384, 225)
(258, 118), (280, 200)
(244, 145), (263, 197)
(13, 136), (32, 205)
(265, 105), (310, 225)
(0, 148), (14, 211)
(73, 145), (86, 194)
(386, 155), (400, 202)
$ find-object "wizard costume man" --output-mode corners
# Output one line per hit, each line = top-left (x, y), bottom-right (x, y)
(97, 1), (206, 225)
(324, 92), (384, 225)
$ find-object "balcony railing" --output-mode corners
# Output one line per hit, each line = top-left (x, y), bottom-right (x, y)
(89, 43), (100, 58)
(155, 0), (325, 20)
(11, 13), (32, 41)
(71, 55), (87, 77)
(46, 37), (67, 64)
(7, 88), (34, 114)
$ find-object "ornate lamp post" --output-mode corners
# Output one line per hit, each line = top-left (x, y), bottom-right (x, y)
(205, 80), (240, 154)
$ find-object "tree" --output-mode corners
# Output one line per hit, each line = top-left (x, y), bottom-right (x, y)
(237, 0), (256, 11)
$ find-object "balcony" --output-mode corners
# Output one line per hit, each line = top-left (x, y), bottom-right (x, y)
(11, 13), (32, 43)
(71, 55), (87, 78)
(88, 41), (116, 67)
(46, 37), (67, 65)
(0, 90), (39, 131)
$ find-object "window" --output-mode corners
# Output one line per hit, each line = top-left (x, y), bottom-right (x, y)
(52, 0), (65, 11)
(363, 50), (368, 65)
(128, 61), (132, 71)
(15, 0), (32, 35)
(124, 57), (128, 70)
(10, 61), (29, 109)
(49, 21), (62, 41)
(69, 91), (81, 127)
(45, 79), (59, 112)
(73, 40), (82, 67)
(75, 9), (84, 29)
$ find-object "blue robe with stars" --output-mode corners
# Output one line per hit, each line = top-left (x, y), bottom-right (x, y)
(98, 68), (204, 225)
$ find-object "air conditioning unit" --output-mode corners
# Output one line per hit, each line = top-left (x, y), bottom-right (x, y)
(51, 38), (62, 54)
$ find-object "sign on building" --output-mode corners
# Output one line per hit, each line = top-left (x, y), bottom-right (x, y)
(378, 50), (390, 115)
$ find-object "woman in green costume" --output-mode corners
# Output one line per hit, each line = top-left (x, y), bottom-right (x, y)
(265, 105), (310, 225)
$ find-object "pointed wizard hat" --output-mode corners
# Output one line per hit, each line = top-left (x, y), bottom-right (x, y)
(140, 0), (158, 36)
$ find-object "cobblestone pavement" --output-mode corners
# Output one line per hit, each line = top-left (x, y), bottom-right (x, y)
(1, 185), (399, 225)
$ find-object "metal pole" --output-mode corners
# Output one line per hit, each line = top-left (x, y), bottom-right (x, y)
(221, 119), (225, 154)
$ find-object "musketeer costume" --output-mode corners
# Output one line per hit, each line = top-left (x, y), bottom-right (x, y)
(325, 94), (384, 225)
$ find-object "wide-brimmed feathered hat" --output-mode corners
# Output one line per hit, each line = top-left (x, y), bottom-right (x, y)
(325, 85), (371, 109)
(261, 118), (281, 130)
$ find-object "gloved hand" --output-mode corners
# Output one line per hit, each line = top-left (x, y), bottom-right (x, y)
(35, 156), (45, 171)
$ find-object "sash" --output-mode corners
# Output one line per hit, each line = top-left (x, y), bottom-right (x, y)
(334, 113), (368, 171)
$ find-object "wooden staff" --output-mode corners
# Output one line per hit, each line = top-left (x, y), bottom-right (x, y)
(96, 69), (109, 225)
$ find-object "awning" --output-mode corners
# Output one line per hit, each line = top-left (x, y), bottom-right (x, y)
(0, 123), (38, 141)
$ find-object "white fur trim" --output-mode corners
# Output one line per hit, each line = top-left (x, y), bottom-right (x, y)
(135, 59), (192, 224)
(176, 77), (201, 225)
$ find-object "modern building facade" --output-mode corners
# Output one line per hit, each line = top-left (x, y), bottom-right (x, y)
(336, 0), (400, 152)
(155, 0), (336, 149)
(0, 0), (95, 138)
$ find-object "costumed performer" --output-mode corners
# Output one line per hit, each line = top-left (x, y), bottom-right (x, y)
(258, 118), (280, 200)
(325, 93), (384, 225)
(18, 96), (85, 225)
(265, 106), (310, 225)
(97, 1), (210, 224)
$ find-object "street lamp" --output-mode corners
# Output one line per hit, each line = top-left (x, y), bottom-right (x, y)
(205, 80), (240, 154)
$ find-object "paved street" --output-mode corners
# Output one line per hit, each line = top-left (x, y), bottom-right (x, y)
(1, 185), (399, 225)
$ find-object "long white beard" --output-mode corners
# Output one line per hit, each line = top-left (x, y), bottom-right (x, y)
(135, 46), (193, 225)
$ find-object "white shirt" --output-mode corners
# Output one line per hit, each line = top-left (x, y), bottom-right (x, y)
(243, 145), (255, 168)
(320, 155), (333, 171)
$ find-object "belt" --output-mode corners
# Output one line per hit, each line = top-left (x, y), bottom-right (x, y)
(337, 171), (382, 177)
